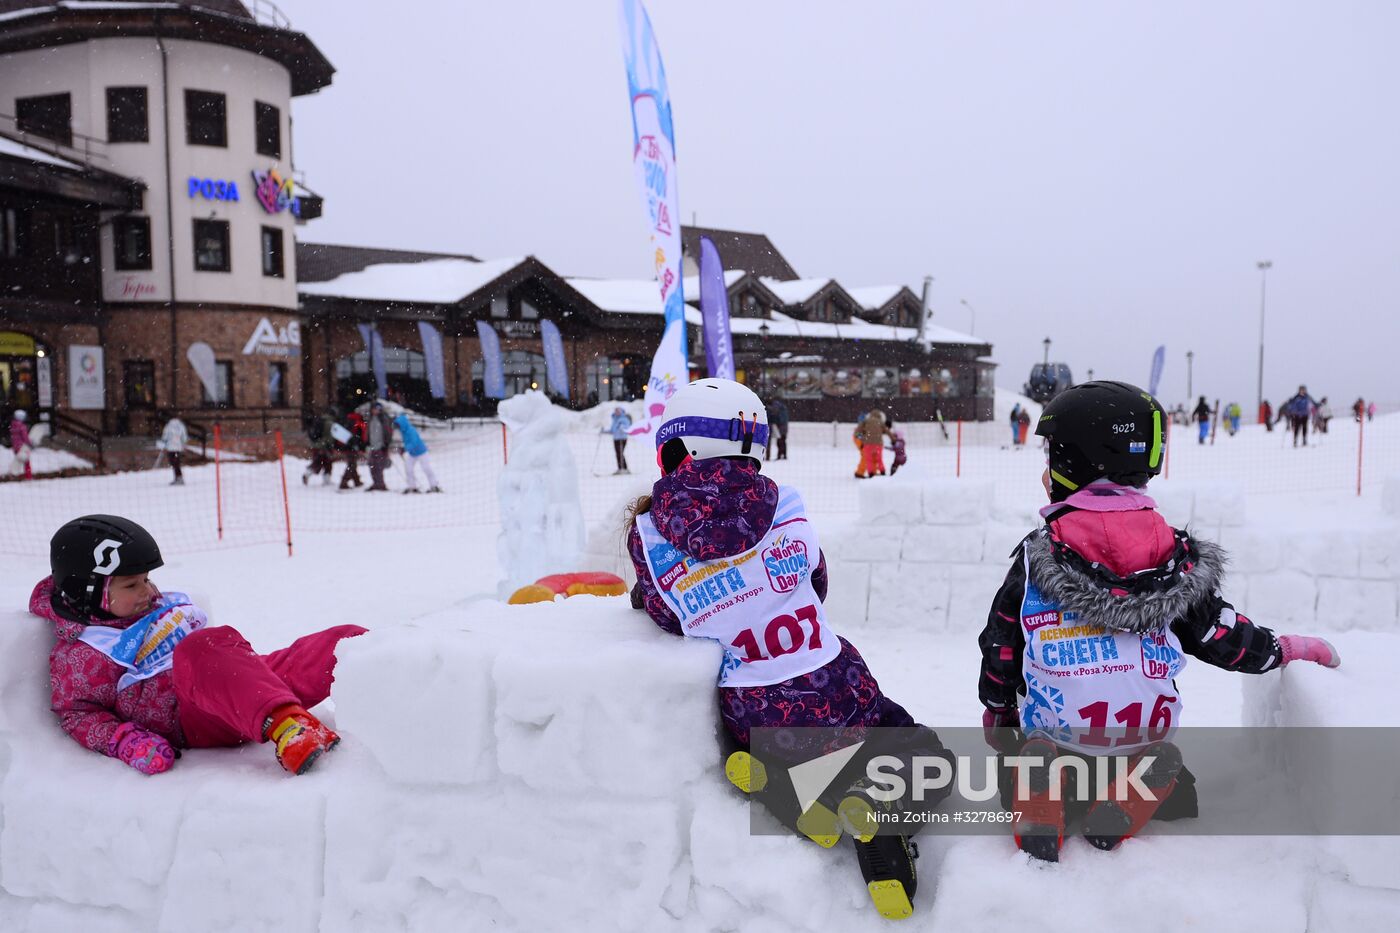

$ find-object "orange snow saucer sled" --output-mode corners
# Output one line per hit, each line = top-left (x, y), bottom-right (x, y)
(508, 572), (628, 605)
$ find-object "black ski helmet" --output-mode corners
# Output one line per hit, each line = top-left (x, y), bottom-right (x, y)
(50, 515), (163, 615)
(1035, 381), (1166, 501)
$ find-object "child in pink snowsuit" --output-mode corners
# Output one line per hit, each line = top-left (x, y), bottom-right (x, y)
(32, 514), (365, 776)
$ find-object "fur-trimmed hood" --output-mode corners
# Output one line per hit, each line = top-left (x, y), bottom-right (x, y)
(1023, 523), (1226, 635)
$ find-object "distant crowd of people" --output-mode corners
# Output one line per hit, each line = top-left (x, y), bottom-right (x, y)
(303, 401), (442, 493)
(1169, 386), (1379, 448)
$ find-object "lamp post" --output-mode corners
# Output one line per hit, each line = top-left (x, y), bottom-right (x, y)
(959, 298), (977, 335)
(1256, 260), (1271, 417)
(1186, 350), (1194, 400)
(1042, 337), (1051, 365)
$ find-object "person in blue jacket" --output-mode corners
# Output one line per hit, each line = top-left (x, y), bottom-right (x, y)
(605, 407), (632, 474)
(393, 412), (442, 494)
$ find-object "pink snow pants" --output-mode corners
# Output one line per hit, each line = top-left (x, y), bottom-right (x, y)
(172, 624), (368, 748)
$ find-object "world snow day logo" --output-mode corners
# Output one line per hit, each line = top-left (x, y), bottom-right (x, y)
(763, 534), (810, 593)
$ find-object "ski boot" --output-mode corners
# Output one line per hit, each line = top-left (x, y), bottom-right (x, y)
(1012, 737), (1065, 862)
(725, 750), (841, 847)
(1083, 741), (1183, 851)
(852, 834), (918, 920)
(263, 705), (340, 776)
(724, 749), (768, 794)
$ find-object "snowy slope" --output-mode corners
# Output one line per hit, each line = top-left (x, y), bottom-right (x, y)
(0, 421), (1397, 930)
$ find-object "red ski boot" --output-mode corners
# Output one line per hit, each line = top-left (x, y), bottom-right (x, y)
(1083, 741), (1183, 850)
(263, 705), (340, 775)
(1012, 737), (1066, 862)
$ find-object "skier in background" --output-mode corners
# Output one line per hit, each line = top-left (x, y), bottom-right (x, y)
(604, 406), (632, 474)
(1009, 403), (1023, 447)
(29, 515), (366, 776)
(339, 408), (367, 490)
(1017, 405), (1032, 445)
(1352, 398), (1365, 423)
(303, 407), (337, 486)
(1224, 402), (1241, 436)
(1192, 396), (1211, 445)
(7, 408), (32, 480)
(627, 379), (952, 920)
(158, 412), (187, 486)
(887, 417), (908, 475)
(394, 411), (442, 493)
(364, 400), (394, 492)
(854, 409), (892, 478)
(766, 397), (790, 461)
(1282, 385), (1317, 447)
(978, 381), (1342, 863)
(1313, 397), (1332, 435)
(1367, 401), (1377, 421)
(1259, 399), (1274, 431)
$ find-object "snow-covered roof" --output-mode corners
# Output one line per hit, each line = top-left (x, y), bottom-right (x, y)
(846, 285), (908, 311)
(759, 277), (833, 306)
(566, 270), (745, 316)
(298, 256), (526, 304)
(0, 133), (87, 170)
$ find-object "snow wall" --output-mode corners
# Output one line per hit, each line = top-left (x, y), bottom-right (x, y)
(3, 476), (1399, 930)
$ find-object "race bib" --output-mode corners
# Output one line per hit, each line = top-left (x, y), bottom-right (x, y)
(78, 592), (208, 692)
(636, 487), (840, 687)
(1018, 551), (1185, 752)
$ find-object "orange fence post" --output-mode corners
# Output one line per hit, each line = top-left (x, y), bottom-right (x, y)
(275, 430), (293, 557)
(1357, 412), (1364, 497)
(956, 420), (962, 478)
(214, 423), (223, 541)
(502, 422), (509, 465)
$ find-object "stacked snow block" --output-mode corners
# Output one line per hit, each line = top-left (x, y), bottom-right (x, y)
(1241, 632), (1400, 906)
(825, 476), (1399, 636)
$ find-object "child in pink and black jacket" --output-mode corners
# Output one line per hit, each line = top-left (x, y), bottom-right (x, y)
(32, 514), (365, 776)
(977, 381), (1341, 861)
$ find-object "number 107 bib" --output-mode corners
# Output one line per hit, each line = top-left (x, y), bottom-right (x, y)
(636, 487), (840, 687)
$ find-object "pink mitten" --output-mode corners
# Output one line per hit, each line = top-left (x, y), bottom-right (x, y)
(1279, 635), (1341, 669)
(982, 707), (1019, 750)
(110, 723), (176, 775)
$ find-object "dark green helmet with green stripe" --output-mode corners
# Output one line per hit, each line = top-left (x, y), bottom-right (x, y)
(1035, 380), (1165, 501)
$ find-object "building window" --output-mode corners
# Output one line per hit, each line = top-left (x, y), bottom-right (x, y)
(184, 89), (227, 147)
(254, 100), (280, 158)
(260, 225), (284, 277)
(267, 362), (287, 407)
(1, 206), (26, 258)
(106, 87), (148, 143)
(490, 296), (508, 318)
(16, 93), (72, 146)
(201, 360), (233, 407)
(113, 217), (152, 270)
(193, 219), (230, 272)
(123, 360), (156, 409)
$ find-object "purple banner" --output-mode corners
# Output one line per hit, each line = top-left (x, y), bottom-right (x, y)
(417, 321), (446, 400)
(356, 323), (388, 398)
(476, 321), (505, 399)
(698, 236), (734, 379)
(540, 319), (570, 399)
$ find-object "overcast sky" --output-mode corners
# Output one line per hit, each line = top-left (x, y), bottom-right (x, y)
(278, 0), (1398, 407)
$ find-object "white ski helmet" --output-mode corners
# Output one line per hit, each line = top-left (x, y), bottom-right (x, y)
(655, 378), (768, 464)
(13, 409), (26, 422)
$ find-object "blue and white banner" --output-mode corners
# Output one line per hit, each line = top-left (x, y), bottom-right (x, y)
(698, 236), (734, 379)
(476, 320), (506, 399)
(540, 319), (570, 399)
(619, 0), (688, 435)
(356, 323), (388, 398)
(1149, 344), (1166, 398)
(417, 321), (447, 400)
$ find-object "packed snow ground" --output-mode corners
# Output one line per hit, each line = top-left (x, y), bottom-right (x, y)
(1, 400), (1398, 931)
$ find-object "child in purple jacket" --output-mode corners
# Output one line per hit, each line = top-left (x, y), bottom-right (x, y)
(627, 379), (950, 920)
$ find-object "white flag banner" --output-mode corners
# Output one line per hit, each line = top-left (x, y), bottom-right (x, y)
(619, 0), (688, 436)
